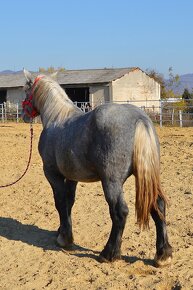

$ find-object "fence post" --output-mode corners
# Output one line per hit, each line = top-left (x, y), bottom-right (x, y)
(2, 104), (4, 122)
(0, 105), (2, 122)
(171, 108), (174, 125)
(159, 99), (163, 127)
(179, 110), (183, 127)
(4, 103), (7, 122)
(16, 103), (19, 122)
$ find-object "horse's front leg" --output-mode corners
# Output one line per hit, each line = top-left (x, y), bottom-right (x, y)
(151, 196), (172, 267)
(56, 179), (77, 248)
(44, 167), (77, 247)
(99, 180), (129, 262)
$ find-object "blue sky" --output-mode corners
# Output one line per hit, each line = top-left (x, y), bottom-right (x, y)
(0, 0), (193, 77)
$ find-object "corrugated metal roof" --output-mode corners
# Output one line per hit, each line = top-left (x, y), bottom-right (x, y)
(0, 67), (139, 88)
(57, 67), (138, 84)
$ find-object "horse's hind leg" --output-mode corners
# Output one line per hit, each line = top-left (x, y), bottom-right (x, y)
(44, 168), (77, 247)
(151, 196), (172, 267)
(100, 180), (128, 262)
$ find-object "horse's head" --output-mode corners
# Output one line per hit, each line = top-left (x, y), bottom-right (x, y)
(22, 69), (58, 123)
(22, 69), (43, 122)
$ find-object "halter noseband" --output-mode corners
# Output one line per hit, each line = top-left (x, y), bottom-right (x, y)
(22, 76), (44, 118)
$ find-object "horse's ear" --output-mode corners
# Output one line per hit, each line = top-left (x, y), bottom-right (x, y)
(23, 69), (33, 84)
(50, 71), (58, 80)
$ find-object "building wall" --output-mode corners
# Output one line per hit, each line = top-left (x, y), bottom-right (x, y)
(6, 87), (25, 106)
(89, 85), (109, 108)
(112, 69), (160, 111)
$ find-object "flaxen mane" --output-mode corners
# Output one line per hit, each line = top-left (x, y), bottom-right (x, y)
(33, 77), (82, 127)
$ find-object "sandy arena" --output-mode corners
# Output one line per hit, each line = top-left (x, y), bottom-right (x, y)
(0, 123), (193, 289)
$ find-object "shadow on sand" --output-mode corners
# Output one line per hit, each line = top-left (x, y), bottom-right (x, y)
(0, 216), (154, 266)
(0, 217), (88, 253)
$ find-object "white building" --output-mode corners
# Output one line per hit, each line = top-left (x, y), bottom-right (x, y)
(0, 67), (160, 110)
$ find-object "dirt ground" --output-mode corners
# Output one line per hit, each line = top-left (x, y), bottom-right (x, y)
(0, 123), (192, 290)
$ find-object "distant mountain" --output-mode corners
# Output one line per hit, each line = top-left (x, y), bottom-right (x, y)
(0, 70), (22, 75)
(166, 74), (193, 95)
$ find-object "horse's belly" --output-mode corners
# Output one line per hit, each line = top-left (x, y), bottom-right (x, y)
(57, 158), (100, 182)
(61, 169), (100, 182)
(69, 175), (99, 182)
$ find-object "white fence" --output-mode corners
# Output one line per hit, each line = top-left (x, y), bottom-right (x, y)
(1, 99), (193, 127)
(0, 102), (20, 122)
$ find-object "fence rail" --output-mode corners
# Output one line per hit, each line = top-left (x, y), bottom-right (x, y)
(1, 99), (193, 127)
(0, 102), (20, 123)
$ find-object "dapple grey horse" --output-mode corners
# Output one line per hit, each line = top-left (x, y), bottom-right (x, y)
(22, 69), (172, 267)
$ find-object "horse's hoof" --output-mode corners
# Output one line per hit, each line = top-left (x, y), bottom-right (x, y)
(56, 233), (73, 248)
(98, 255), (110, 263)
(98, 253), (121, 263)
(154, 254), (172, 268)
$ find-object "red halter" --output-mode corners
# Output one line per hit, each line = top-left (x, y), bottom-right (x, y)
(22, 76), (44, 118)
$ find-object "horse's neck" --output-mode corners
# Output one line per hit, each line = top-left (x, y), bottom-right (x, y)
(41, 100), (77, 128)
(36, 86), (82, 128)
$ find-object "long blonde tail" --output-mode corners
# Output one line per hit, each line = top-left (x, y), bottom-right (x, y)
(133, 121), (167, 229)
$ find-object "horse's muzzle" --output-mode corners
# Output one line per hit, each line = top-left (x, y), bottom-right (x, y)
(22, 112), (31, 123)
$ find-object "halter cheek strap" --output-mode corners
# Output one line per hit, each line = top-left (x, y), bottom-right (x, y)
(22, 94), (39, 118)
(22, 76), (44, 118)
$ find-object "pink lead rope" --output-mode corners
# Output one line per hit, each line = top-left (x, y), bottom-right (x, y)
(0, 76), (44, 188)
(0, 122), (34, 188)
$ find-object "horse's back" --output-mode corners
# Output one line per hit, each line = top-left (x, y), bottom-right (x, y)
(92, 103), (155, 146)
(93, 103), (151, 127)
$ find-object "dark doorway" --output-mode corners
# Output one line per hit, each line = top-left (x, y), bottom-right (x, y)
(0, 90), (7, 104)
(64, 87), (89, 105)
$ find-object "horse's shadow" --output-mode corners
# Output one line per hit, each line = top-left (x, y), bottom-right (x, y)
(0, 217), (91, 253)
(0, 217), (154, 266)
(72, 252), (154, 267)
(122, 255), (154, 267)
